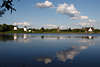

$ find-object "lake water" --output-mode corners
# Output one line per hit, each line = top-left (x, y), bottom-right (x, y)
(0, 33), (100, 67)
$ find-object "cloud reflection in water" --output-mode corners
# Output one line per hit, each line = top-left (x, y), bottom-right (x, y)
(0, 34), (96, 64)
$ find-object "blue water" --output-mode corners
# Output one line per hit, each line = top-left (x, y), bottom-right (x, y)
(0, 33), (100, 67)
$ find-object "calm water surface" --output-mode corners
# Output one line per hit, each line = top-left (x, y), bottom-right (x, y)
(0, 33), (100, 67)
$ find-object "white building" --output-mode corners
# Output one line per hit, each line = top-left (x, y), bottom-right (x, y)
(88, 27), (93, 32)
(24, 26), (27, 32)
(14, 26), (17, 31)
(28, 30), (31, 32)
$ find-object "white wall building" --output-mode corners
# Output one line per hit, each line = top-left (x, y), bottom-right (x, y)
(24, 26), (27, 32)
(88, 27), (93, 32)
(14, 26), (17, 31)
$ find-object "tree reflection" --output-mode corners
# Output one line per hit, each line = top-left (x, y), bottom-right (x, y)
(0, 34), (13, 41)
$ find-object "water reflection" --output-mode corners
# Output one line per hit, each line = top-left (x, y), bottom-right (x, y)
(14, 34), (17, 40)
(0, 34), (14, 41)
(56, 45), (88, 62)
(33, 35), (95, 64)
(35, 45), (88, 64)
(0, 34), (96, 46)
(0, 34), (96, 41)
(23, 34), (27, 39)
(79, 36), (95, 46)
(36, 57), (52, 64)
(0, 34), (99, 66)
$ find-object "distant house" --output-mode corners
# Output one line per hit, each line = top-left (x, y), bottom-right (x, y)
(88, 27), (93, 32)
(14, 26), (18, 31)
(24, 26), (27, 32)
(83, 27), (94, 32)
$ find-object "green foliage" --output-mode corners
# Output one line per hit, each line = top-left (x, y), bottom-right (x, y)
(0, 24), (14, 32)
(40, 27), (45, 32)
(0, 0), (17, 17)
(94, 29), (100, 33)
(71, 29), (85, 32)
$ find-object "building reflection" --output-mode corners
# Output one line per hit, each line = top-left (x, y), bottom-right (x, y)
(0, 33), (96, 45)
(14, 33), (17, 40)
(79, 36), (95, 46)
(3, 33), (95, 41)
(13, 34), (31, 43)
(81, 36), (95, 39)
(23, 34), (27, 39)
(14, 34), (28, 40)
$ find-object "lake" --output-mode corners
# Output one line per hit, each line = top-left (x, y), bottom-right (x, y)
(0, 33), (100, 67)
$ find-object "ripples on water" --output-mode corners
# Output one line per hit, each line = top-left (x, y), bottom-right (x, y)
(0, 33), (100, 67)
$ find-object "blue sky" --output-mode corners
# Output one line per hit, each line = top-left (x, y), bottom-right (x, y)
(0, 0), (100, 28)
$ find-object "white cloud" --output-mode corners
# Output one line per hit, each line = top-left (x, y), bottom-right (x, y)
(56, 3), (88, 20)
(36, 1), (54, 8)
(71, 16), (88, 20)
(77, 22), (91, 27)
(43, 24), (68, 29)
(59, 25), (68, 29)
(75, 19), (96, 27)
(13, 22), (31, 26)
(44, 24), (57, 28)
(88, 19), (96, 22)
(36, 1), (96, 27)
(57, 3), (80, 17)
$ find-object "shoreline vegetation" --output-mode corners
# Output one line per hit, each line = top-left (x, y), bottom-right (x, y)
(0, 24), (100, 34)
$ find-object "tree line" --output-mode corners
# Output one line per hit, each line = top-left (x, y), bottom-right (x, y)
(0, 24), (14, 32)
(0, 24), (100, 33)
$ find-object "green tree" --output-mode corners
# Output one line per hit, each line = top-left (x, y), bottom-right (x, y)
(40, 27), (45, 32)
(0, 24), (14, 32)
(0, 0), (17, 17)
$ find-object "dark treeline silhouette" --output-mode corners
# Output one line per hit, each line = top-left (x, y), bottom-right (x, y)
(0, 24), (14, 32)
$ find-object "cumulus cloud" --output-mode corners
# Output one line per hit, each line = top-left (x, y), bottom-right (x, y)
(13, 22), (31, 26)
(56, 3), (88, 20)
(43, 24), (57, 28)
(88, 19), (96, 22)
(75, 19), (96, 27)
(76, 22), (91, 27)
(36, 1), (54, 8)
(59, 25), (68, 29)
(57, 3), (80, 17)
(71, 16), (88, 20)
(36, 1), (96, 27)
